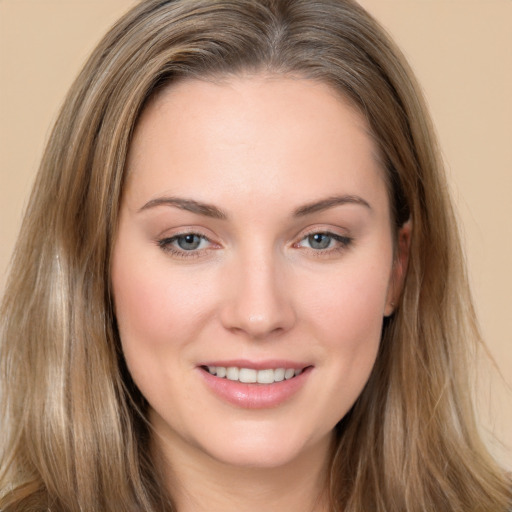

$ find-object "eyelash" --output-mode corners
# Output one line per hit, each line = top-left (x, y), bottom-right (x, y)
(157, 232), (215, 259)
(294, 230), (353, 256)
(156, 230), (353, 259)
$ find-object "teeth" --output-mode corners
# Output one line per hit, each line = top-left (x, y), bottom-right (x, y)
(239, 368), (257, 383)
(284, 368), (295, 380)
(226, 367), (239, 381)
(257, 369), (274, 384)
(205, 366), (304, 384)
(274, 368), (285, 382)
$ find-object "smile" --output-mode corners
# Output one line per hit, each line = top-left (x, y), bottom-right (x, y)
(199, 363), (312, 408)
(204, 366), (303, 384)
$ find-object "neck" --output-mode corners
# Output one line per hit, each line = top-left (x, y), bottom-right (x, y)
(152, 429), (334, 512)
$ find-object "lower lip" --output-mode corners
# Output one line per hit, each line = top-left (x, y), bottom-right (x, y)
(198, 367), (312, 409)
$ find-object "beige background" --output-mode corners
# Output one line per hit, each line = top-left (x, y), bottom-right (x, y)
(0, 0), (510, 467)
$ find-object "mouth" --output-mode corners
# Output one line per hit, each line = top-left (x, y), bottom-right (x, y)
(198, 362), (313, 408)
(201, 365), (308, 384)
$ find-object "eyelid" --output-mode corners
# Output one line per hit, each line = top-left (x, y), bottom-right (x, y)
(156, 228), (220, 258)
(155, 225), (353, 259)
(294, 225), (351, 242)
(292, 226), (353, 253)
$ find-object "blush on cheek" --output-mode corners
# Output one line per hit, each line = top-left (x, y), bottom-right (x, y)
(307, 271), (388, 328)
(303, 274), (386, 393)
(113, 274), (168, 341)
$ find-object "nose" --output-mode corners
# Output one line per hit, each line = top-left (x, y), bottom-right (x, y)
(219, 250), (297, 340)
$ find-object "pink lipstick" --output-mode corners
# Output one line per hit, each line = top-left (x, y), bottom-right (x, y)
(197, 360), (312, 409)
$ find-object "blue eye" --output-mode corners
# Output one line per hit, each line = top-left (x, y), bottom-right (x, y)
(306, 233), (333, 250)
(175, 234), (204, 250)
(297, 232), (352, 251)
(158, 233), (211, 255)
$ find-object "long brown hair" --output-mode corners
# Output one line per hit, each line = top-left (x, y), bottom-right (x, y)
(1, 1), (510, 510)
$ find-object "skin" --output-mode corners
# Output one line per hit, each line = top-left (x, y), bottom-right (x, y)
(111, 75), (410, 512)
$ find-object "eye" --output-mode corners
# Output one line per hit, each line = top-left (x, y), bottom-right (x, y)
(303, 233), (333, 250)
(296, 232), (352, 251)
(157, 232), (213, 256)
(173, 233), (207, 251)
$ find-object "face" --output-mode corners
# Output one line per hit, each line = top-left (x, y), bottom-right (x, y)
(112, 76), (407, 470)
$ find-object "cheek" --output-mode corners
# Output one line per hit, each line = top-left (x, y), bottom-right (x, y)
(111, 254), (220, 417)
(297, 258), (392, 410)
(111, 249), (215, 363)
(304, 260), (391, 341)
(112, 259), (172, 348)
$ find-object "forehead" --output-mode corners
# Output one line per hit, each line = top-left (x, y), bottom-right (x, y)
(124, 75), (388, 215)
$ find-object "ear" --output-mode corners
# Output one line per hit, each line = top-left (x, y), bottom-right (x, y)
(384, 219), (412, 317)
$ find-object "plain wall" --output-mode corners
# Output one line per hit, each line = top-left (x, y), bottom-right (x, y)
(0, 0), (510, 468)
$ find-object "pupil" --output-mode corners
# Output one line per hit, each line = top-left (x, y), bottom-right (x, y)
(309, 233), (331, 249)
(178, 234), (201, 250)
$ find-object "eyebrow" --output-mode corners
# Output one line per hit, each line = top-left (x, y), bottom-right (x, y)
(293, 195), (371, 216)
(138, 197), (228, 219)
(138, 194), (371, 219)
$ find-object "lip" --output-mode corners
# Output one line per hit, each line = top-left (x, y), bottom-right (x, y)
(199, 359), (308, 370)
(197, 360), (313, 409)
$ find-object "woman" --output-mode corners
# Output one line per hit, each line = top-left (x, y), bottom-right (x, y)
(0, 0), (510, 510)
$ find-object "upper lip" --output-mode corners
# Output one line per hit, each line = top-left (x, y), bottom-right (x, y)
(198, 359), (311, 370)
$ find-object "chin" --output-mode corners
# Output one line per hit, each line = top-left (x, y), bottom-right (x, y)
(192, 422), (333, 470)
